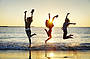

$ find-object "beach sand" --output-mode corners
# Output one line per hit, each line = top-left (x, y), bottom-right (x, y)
(0, 50), (90, 59)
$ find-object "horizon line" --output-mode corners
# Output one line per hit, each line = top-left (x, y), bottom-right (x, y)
(0, 26), (90, 28)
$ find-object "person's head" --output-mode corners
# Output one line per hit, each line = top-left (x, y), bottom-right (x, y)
(46, 20), (48, 22)
(27, 17), (33, 22)
(65, 18), (70, 23)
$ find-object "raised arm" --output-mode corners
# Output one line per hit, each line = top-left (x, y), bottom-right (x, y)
(52, 15), (58, 22)
(31, 9), (34, 19)
(65, 13), (70, 19)
(24, 11), (27, 22)
(48, 13), (50, 21)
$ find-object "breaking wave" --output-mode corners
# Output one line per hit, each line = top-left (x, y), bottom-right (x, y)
(0, 41), (90, 50)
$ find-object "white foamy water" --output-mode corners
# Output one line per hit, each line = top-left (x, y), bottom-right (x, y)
(0, 27), (90, 50)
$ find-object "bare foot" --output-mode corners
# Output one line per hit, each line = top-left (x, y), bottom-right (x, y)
(33, 33), (36, 35)
(69, 34), (73, 36)
(45, 40), (47, 44)
(30, 33), (36, 37)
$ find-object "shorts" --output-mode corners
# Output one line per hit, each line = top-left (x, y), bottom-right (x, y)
(63, 29), (67, 39)
(25, 28), (31, 38)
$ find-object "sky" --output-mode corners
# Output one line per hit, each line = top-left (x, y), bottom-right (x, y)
(0, 0), (90, 27)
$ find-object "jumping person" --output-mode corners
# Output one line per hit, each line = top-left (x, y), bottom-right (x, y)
(24, 9), (36, 47)
(45, 13), (58, 43)
(62, 13), (76, 39)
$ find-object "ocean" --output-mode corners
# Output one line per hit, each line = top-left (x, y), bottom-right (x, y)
(0, 27), (90, 50)
(0, 27), (90, 59)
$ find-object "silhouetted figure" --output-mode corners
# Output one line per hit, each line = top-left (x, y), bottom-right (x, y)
(24, 9), (36, 48)
(62, 13), (76, 39)
(45, 13), (58, 43)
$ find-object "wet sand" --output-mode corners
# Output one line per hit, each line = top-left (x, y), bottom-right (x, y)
(0, 50), (90, 59)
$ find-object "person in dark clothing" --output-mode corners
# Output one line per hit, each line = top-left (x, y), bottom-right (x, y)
(24, 9), (36, 47)
(62, 13), (76, 39)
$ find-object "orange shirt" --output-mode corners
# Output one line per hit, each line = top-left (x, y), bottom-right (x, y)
(45, 20), (54, 28)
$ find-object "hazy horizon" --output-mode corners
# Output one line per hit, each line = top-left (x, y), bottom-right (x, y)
(0, 25), (90, 27)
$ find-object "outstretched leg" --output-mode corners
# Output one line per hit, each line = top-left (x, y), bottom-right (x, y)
(45, 36), (52, 43)
(63, 30), (67, 39)
(44, 29), (49, 37)
(27, 33), (36, 48)
(28, 33), (36, 48)
(25, 30), (36, 48)
(67, 34), (73, 39)
(30, 33), (36, 37)
(28, 38), (31, 48)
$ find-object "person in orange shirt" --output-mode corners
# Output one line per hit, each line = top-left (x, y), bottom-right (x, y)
(45, 13), (58, 43)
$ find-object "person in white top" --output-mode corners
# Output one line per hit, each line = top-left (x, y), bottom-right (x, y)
(24, 9), (36, 47)
(62, 13), (76, 39)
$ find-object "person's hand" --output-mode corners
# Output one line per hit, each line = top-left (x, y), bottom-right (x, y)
(67, 13), (70, 15)
(31, 9), (34, 14)
(24, 11), (27, 13)
(55, 15), (58, 18)
(73, 23), (76, 25)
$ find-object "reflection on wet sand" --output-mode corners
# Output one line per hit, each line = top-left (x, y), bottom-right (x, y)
(27, 39), (90, 59)
(0, 50), (90, 59)
(44, 37), (77, 59)
(45, 50), (83, 59)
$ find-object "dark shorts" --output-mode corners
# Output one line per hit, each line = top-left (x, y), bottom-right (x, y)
(25, 29), (31, 38)
(63, 29), (67, 39)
